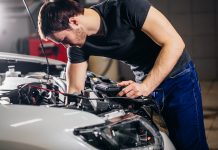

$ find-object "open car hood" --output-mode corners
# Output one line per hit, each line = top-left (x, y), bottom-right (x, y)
(0, 52), (66, 76)
(0, 52), (66, 65)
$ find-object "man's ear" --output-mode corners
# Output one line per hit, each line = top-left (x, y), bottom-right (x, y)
(69, 17), (79, 29)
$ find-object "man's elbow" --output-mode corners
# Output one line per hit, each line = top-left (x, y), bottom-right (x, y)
(179, 39), (185, 51)
(171, 38), (185, 54)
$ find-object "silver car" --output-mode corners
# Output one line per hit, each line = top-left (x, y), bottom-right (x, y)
(0, 53), (175, 150)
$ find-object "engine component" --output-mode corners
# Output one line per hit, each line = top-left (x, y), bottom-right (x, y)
(0, 67), (170, 149)
(5, 66), (21, 77)
(95, 82), (122, 96)
(102, 109), (126, 120)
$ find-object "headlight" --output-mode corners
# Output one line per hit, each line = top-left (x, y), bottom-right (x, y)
(74, 114), (163, 149)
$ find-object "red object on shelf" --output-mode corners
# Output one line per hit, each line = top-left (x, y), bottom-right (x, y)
(28, 38), (67, 62)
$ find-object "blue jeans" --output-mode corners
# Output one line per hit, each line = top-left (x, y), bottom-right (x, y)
(152, 61), (209, 150)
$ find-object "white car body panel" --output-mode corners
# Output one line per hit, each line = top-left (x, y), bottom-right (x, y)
(0, 105), (105, 150)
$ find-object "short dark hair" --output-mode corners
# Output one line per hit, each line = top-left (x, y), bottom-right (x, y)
(38, 0), (84, 39)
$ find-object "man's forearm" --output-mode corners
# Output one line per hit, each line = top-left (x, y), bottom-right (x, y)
(142, 43), (185, 95)
(66, 76), (82, 94)
(66, 61), (88, 94)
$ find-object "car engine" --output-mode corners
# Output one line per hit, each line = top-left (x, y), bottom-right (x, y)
(0, 65), (174, 150)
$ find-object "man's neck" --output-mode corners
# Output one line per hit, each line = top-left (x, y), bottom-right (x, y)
(82, 8), (101, 36)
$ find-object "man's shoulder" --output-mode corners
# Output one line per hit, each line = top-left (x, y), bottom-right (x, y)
(119, 0), (151, 9)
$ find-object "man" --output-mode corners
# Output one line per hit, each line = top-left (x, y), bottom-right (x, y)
(38, 0), (208, 149)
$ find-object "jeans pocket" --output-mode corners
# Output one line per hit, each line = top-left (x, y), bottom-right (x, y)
(169, 67), (191, 79)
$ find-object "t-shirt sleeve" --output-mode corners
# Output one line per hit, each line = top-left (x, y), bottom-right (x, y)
(67, 46), (89, 63)
(121, 0), (151, 29)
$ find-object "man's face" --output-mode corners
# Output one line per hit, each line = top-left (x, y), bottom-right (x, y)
(48, 27), (87, 48)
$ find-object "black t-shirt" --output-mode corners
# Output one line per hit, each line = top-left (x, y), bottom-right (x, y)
(68, 0), (191, 82)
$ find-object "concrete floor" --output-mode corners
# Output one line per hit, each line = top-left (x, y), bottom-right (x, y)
(201, 81), (218, 150)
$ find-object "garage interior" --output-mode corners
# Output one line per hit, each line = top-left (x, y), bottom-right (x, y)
(0, 0), (217, 149)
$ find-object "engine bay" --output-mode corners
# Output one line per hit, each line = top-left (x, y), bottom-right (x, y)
(0, 64), (168, 149)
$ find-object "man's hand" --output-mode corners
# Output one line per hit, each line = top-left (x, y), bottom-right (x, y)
(117, 80), (150, 98)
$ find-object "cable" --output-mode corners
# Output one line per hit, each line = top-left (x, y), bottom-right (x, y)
(29, 85), (150, 102)
(64, 93), (150, 102)
(30, 85), (65, 95)
(22, 0), (50, 79)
